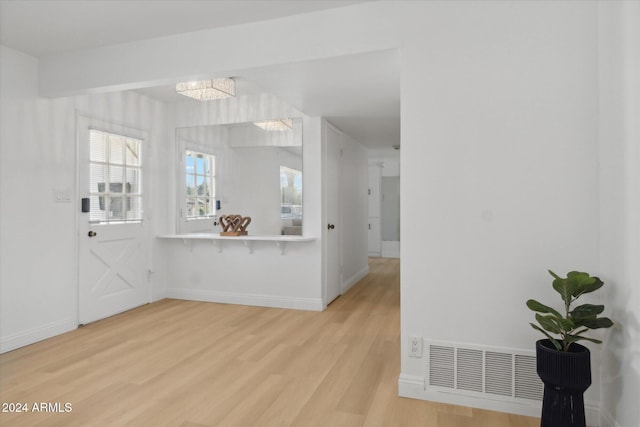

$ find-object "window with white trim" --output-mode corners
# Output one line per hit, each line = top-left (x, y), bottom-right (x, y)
(89, 130), (143, 223)
(185, 150), (216, 219)
(280, 166), (302, 216)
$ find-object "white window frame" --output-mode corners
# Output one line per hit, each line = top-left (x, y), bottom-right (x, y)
(185, 150), (216, 219)
(176, 139), (218, 233)
(89, 129), (143, 224)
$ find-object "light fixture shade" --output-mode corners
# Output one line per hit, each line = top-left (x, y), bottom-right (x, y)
(175, 78), (235, 100)
(253, 119), (293, 131)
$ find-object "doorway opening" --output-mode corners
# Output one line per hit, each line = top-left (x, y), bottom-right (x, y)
(368, 157), (400, 259)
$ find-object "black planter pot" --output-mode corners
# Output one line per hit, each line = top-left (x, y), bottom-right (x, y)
(536, 339), (591, 427)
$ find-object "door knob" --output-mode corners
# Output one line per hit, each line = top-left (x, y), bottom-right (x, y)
(327, 224), (335, 230)
(88, 231), (97, 238)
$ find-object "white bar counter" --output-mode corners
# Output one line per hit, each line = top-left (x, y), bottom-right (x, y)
(157, 233), (316, 254)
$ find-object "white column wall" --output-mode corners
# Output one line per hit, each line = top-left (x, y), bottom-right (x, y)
(399, 0), (601, 407)
(597, 2), (640, 427)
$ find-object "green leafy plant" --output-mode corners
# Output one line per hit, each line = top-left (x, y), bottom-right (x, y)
(527, 270), (614, 352)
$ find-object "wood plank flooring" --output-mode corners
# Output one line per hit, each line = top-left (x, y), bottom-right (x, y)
(0, 258), (539, 426)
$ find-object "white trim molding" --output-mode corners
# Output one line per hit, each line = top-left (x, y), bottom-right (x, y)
(166, 288), (324, 311)
(342, 265), (369, 294)
(0, 318), (77, 354)
(398, 373), (601, 426)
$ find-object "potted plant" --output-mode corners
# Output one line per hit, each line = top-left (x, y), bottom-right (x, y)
(526, 270), (614, 427)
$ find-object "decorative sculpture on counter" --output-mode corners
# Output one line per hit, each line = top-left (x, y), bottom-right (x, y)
(218, 214), (251, 236)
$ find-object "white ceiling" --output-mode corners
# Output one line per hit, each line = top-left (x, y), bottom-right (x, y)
(0, 0), (400, 151)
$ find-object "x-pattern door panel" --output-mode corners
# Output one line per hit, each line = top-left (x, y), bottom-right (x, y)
(79, 225), (147, 324)
(77, 119), (150, 325)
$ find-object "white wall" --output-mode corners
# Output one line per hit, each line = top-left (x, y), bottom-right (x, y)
(369, 153), (400, 179)
(155, 236), (324, 310)
(399, 0), (601, 416)
(339, 130), (370, 291)
(0, 45), (169, 352)
(597, 2), (640, 427)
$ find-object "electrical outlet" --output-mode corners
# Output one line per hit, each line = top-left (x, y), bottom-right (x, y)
(409, 336), (423, 358)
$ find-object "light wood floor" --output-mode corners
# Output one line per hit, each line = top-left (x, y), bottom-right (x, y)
(0, 258), (539, 426)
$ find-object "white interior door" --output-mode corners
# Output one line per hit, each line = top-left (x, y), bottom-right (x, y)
(325, 123), (342, 305)
(77, 118), (150, 325)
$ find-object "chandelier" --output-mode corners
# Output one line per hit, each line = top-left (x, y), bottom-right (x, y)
(175, 78), (235, 101)
(253, 119), (293, 131)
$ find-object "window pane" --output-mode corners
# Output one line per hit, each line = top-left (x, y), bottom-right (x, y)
(186, 154), (194, 174)
(187, 197), (198, 217)
(126, 139), (140, 165)
(280, 166), (302, 207)
(197, 176), (209, 196)
(197, 198), (209, 216)
(110, 166), (124, 189)
(109, 135), (124, 164)
(126, 139), (141, 166)
(125, 168), (141, 194)
(90, 164), (107, 193)
(127, 196), (142, 221)
(109, 196), (126, 220)
(89, 195), (108, 223)
(280, 166), (302, 230)
(195, 156), (204, 174)
(186, 175), (195, 196)
(185, 150), (215, 219)
(90, 131), (107, 162)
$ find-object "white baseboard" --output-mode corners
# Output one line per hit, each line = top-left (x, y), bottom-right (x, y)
(398, 373), (601, 426)
(0, 318), (77, 354)
(398, 373), (425, 388)
(166, 288), (324, 311)
(151, 287), (167, 303)
(342, 265), (369, 294)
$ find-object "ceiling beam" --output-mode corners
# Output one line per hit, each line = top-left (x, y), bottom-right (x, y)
(39, 2), (400, 97)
